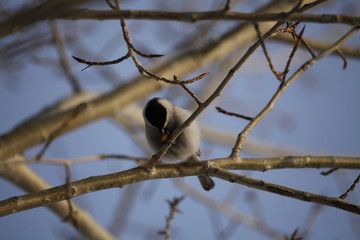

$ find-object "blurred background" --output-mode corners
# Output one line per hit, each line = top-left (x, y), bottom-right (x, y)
(0, 0), (359, 239)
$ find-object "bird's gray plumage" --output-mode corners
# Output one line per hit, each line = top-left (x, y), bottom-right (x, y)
(143, 98), (215, 191)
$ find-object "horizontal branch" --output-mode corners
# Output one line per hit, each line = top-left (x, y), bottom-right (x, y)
(1, 5), (360, 37)
(59, 9), (360, 25)
(0, 156), (359, 216)
(0, 156), (116, 240)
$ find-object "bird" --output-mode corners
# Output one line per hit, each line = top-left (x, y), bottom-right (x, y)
(143, 97), (215, 191)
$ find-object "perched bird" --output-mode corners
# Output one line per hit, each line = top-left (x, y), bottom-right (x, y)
(143, 97), (215, 191)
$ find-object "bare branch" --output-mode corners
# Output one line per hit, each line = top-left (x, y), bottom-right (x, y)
(339, 174), (360, 200)
(254, 22), (284, 81)
(3, 4), (360, 37)
(35, 103), (87, 160)
(284, 228), (303, 240)
(223, 0), (231, 12)
(282, 25), (306, 81)
(179, 83), (202, 106)
(0, 155), (116, 240)
(336, 49), (348, 69)
(72, 54), (130, 71)
(63, 162), (78, 227)
(1, 156), (359, 217)
(208, 166), (360, 215)
(215, 106), (253, 121)
(301, 204), (323, 237)
(49, 21), (81, 93)
(159, 196), (185, 240)
(321, 167), (339, 176)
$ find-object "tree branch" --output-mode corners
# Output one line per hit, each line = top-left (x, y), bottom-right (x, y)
(1, 156), (359, 216)
(209, 166), (360, 215)
(158, 196), (185, 240)
(0, 155), (116, 240)
(3, 5), (360, 37)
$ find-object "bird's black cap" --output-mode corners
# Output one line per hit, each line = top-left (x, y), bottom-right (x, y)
(144, 98), (167, 130)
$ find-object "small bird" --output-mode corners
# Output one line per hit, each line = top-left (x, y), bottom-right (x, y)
(143, 97), (215, 191)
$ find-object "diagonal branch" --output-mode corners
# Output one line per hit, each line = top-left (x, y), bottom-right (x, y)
(49, 20), (81, 93)
(339, 174), (360, 200)
(208, 166), (360, 215)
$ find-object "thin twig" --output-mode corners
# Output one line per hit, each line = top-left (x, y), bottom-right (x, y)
(130, 45), (163, 58)
(105, 0), (115, 10)
(294, 30), (316, 58)
(301, 204), (323, 237)
(284, 228), (303, 240)
(336, 49), (348, 69)
(216, 106), (253, 121)
(63, 162), (78, 228)
(173, 75), (203, 105)
(35, 103), (87, 160)
(223, 0), (231, 11)
(72, 54), (130, 71)
(254, 22), (284, 81)
(282, 25), (306, 81)
(50, 20), (81, 93)
(339, 174), (360, 199)
(180, 84), (202, 105)
(159, 196), (185, 240)
(320, 167), (339, 176)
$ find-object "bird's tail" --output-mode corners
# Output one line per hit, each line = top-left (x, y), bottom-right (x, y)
(187, 154), (215, 191)
(197, 175), (215, 191)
